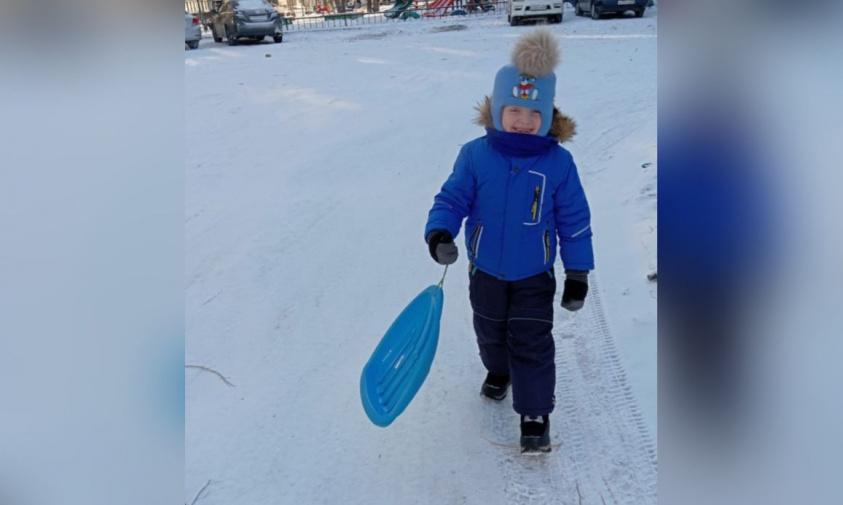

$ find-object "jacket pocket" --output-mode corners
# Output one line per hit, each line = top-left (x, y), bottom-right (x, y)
(468, 224), (484, 259)
(523, 171), (547, 226)
(543, 230), (551, 264)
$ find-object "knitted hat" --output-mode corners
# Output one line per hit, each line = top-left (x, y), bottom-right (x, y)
(491, 29), (561, 137)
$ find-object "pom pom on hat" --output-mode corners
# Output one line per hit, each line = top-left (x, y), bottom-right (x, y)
(511, 29), (560, 77)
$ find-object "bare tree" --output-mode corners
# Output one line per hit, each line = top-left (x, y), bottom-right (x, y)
(366, 0), (380, 14)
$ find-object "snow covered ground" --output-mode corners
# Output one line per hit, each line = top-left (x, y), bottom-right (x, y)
(186, 8), (656, 504)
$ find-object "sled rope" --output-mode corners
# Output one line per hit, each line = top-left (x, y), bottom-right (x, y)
(438, 265), (449, 288)
(480, 434), (563, 451)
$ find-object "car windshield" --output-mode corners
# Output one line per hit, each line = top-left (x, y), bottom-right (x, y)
(235, 0), (268, 9)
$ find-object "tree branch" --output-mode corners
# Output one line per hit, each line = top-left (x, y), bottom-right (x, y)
(185, 365), (235, 387)
(189, 479), (211, 505)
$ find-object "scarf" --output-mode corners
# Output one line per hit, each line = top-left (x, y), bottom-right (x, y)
(485, 127), (557, 158)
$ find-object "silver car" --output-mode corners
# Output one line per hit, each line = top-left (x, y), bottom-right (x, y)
(208, 0), (284, 46)
(185, 11), (202, 50)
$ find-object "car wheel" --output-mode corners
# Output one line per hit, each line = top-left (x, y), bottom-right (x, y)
(225, 25), (238, 46)
(591, 3), (601, 19)
(556, 14), (563, 23)
(187, 40), (200, 50)
(273, 34), (283, 43)
(510, 16), (518, 26)
(635, 9), (644, 17)
(575, 3), (583, 16)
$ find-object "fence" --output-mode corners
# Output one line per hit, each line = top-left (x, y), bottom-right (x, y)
(185, 0), (215, 15)
(186, 1), (506, 32)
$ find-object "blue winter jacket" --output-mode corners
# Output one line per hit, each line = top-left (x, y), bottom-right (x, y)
(425, 107), (594, 281)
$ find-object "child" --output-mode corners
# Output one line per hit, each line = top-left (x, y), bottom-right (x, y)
(424, 29), (594, 454)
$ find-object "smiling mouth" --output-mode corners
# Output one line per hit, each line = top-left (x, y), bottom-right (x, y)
(512, 128), (534, 134)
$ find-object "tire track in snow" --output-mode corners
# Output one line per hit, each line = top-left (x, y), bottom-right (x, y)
(484, 270), (657, 504)
(555, 272), (657, 504)
(577, 117), (643, 176)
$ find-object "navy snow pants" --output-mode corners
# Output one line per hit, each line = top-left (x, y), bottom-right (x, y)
(469, 267), (556, 416)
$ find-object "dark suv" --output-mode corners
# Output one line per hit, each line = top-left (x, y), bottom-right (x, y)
(209, 0), (284, 45)
(574, 0), (648, 19)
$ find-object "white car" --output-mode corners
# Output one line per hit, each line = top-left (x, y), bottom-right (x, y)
(508, 0), (564, 25)
(185, 11), (202, 50)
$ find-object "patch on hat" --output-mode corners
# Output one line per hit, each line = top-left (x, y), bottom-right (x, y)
(512, 74), (539, 101)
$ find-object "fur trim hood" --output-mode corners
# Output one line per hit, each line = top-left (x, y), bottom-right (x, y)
(474, 95), (577, 143)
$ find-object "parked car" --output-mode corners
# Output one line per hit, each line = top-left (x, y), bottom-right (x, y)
(185, 11), (202, 49)
(574, 0), (647, 19)
(508, 0), (563, 26)
(208, 0), (284, 46)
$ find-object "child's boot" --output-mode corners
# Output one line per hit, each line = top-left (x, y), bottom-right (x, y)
(480, 372), (510, 401)
(520, 415), (551, 454)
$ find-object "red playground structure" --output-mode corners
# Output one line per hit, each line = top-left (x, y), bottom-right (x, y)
(422, 0), (457, 17)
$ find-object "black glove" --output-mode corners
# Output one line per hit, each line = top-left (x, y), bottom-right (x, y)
(427, 230), (459, 265)
(561, 270), (589, 311)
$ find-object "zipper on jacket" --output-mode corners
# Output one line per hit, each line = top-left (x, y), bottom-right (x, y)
(543, 230), (551, 264)
(468, 225), (479, 250)
(530, 186), (540, 222)
(469, 224), (483, 258)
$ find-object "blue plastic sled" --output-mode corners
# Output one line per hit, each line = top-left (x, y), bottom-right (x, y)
(360, 284), (443, 427)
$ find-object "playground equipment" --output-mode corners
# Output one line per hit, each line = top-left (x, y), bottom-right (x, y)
(383, 0), (415, 18)
(422, 0), (456, 17)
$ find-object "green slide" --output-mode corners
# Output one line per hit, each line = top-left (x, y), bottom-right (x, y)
(383, 0), (415, 19)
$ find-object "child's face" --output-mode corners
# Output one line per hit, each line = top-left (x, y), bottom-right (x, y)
(501, 106), (542, 135)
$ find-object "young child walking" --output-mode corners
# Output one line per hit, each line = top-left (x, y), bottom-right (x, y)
(424, 29), (594, 454)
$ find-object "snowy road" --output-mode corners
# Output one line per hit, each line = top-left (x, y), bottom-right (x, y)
(186, 9), (657, 504)
(476, 273), (657, 505)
